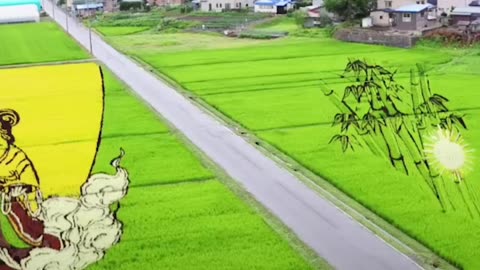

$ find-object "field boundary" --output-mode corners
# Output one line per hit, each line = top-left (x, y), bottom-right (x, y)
(0, 58), (96, 70)
(123, 53), (459, 270)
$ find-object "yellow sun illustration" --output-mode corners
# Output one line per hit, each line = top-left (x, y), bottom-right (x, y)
(424, 127), (474, 183)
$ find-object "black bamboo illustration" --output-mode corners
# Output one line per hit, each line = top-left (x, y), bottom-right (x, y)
(321, 59), (478, 216)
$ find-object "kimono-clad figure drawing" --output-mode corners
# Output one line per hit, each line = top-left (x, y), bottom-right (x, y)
(0, 109), (62, 267)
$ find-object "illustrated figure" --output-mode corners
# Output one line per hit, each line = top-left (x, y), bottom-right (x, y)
(0, 109), (62, 267)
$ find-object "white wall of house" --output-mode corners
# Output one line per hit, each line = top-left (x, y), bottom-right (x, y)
(371, 10), (391, 26)
(200, 0), (252, 11)
(437, 0), (470, 13)
(376, 0), (416, 9)
(254, 4), (276, 12)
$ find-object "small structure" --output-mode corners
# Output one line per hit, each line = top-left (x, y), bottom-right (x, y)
(370, 9), (393, 26)
(72, 2), (103, 16)
(450, 6), (480, 24)
(362, 16), (373, 27)
(0, 0), (42, 11)
(0, 4), (39, 23)
(391, 3), (437, 30)
(254, 0), (293, 14)
(199, 0), (253, 11)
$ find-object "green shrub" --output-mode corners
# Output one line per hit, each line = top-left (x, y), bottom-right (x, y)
(119, 1), (143, 11)
(292, 10), (307, 28)
(155, 18), (199, 32)
(290, 28), (327, 38)
(238, 30), (287, 39)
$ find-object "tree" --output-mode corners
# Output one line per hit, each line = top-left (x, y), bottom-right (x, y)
(324, 0), (376, 21)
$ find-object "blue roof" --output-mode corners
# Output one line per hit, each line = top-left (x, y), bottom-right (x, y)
(393, 3), (433, 13)
(0, 0), (41, 11)
(255, 0), (291, 6)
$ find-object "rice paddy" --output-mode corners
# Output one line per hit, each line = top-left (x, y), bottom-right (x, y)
(109, 30), (480, 269)
(0, 22), (89, 65)
(0, 21), (317, 269)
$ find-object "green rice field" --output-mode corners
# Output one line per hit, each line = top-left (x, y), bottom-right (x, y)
(0, 22), (89, 65)
(0, 22), (318, 269)
(109, 29), (480, 269)
(89, 72), (316, 269)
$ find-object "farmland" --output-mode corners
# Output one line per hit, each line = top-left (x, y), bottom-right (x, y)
(0, 22), (88, 65)
(107, 28), (480, 269)
(0, 21), (318, 269)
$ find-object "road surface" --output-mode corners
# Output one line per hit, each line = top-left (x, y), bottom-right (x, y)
(43, 4), (423, 270)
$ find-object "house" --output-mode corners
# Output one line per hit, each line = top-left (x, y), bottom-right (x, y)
(199, 0), (253, 11)
(72, 2), (104, 16)
(450, 6), (480, 23)
(437, 0), (469, 14)
(302, 0), (334, 27)
(377, 0), (417, 10)
(391, 3), (438, 30)
(370, 0), (417, 27)
(254, 0), (293, 14)
(68, 0), (118, 13)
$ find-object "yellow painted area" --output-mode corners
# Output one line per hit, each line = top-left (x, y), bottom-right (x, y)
(0, 63), (103, 197)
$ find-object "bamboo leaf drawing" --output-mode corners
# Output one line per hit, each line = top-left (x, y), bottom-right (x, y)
(324, 59), (478, 216)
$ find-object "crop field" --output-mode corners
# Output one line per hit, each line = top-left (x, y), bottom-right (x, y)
(110, 30), (480, 269)
(0, 22), (88, 65)
(0, 23), (316, 269)
(89, 72), (315, 269)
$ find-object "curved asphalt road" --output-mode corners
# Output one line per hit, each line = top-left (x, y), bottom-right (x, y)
(43, 3), (422, 269)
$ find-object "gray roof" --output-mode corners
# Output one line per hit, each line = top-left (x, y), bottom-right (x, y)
(451, 6), (480, 15)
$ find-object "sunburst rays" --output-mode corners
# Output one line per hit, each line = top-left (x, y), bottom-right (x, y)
(424, 127), (474, 183)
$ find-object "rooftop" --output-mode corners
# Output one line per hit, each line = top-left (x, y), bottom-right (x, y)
(255, 0), (292, 6)
(451, 6), (480, 15)
(393, 3), (433, 13)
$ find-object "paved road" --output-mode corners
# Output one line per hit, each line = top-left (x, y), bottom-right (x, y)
(43, 4), (422, 270)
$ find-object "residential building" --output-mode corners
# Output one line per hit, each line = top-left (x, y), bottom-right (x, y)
(377, 0), (417, 10)
(391, 3), (438, 30)
(68, 0), (118, 13)
(254, 0), (293, 14)
(450, 6), (480, 23)
(199, 0), (253, 11)
(437, 0), (469, 13)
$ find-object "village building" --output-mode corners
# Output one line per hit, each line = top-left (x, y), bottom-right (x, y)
(450, 6), (480, 23)
(437, 0), (470, 14)
(254, 0), (294, 14)
(199, 0), (253, 11)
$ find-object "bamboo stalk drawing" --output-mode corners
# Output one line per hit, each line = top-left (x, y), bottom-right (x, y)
(322, 59), (478, 215)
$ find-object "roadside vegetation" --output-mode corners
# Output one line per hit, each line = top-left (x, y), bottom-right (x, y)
(105, 16), (480, 269)
(0, 20), (322, 269)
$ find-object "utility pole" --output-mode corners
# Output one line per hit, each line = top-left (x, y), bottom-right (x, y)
(66, 8), (69, 32)
(88, 0), (93, 53)
(52, 0), (55, 18)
